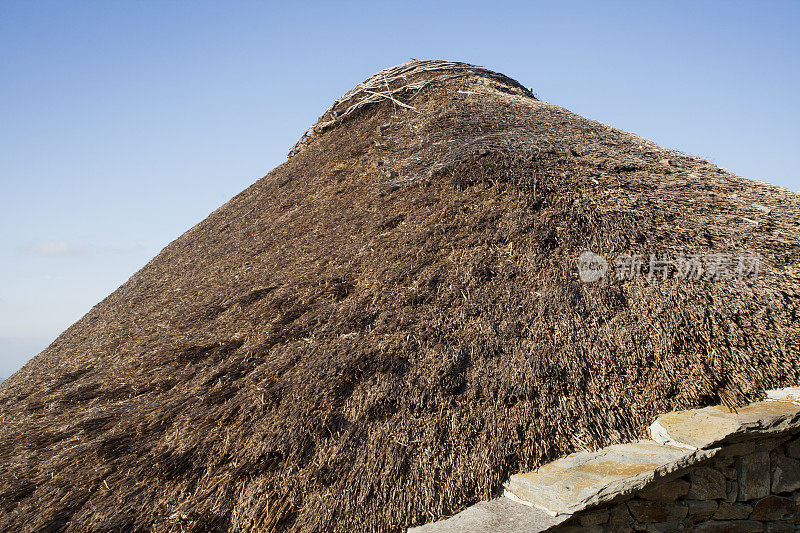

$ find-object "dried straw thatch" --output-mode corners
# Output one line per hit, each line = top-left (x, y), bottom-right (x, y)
(1, 60), (798, 532)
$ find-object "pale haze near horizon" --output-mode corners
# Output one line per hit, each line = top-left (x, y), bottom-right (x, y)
(1, 1), (799, 380)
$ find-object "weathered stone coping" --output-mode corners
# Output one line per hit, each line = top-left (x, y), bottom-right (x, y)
(650, 388), (800, 450)
(503, 441), (720, 517)
(407, 497), (570, 532)
(410, 387), (800, 532)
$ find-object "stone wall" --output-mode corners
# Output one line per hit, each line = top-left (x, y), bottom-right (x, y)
(411, 388), (800, 533)
(552, 432), (800, 532)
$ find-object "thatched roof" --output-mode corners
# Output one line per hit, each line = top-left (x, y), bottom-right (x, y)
(1, 60), (798, 532)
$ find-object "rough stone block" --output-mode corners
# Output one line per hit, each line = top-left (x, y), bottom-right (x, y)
(787, 436), (800, 459)
(576, 508), (609, 527)
(626, 500), (687, 523)
(644, 523), (682, 532)
(756, 436), (790, 452)
(718, 440), (756, 457)
(750, 495), (795, 521)
(714, 459), (737, 480)
(725, 480), (738, 502)
(764, 521), (795, 533)
(712, 501), (753, 520)
(637, 479), (690, 502)
(686, 499), (718, 523)
(693, 520), (764, 533)
(715, 456), (734, 468)
(688, 467), (727, 499)
(771, 454), (800, 494)
(737, 450), (771, 501)
(607, 504), (634, 528)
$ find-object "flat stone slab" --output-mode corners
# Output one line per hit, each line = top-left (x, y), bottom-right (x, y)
(503, 440), (718, 516)
(765, 387), (800, 403)
(649, 399), (800, 450)
(408, 496), (568, 533)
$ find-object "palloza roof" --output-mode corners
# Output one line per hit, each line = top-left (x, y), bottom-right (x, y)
(1, 60), (798, 532)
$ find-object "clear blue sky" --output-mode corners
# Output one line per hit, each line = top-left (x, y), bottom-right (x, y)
(1, 1), (798, 379)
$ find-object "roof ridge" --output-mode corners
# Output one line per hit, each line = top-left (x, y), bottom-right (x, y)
(287, 59), (533, 158)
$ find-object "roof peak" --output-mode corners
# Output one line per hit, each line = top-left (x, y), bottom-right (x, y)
(288, 59), (533, 158)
